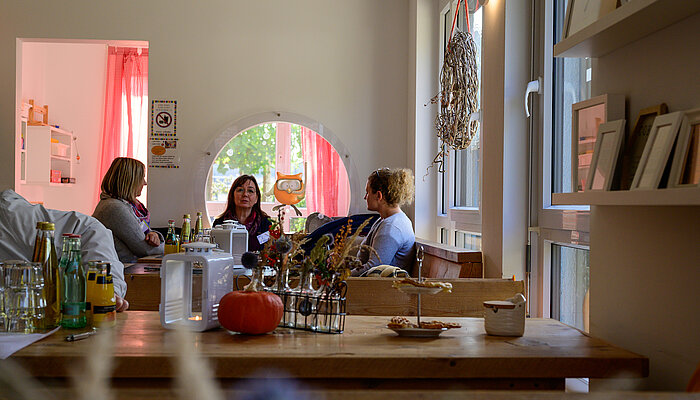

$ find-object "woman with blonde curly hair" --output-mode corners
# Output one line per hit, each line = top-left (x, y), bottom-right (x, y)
(351, 167), (415, 276)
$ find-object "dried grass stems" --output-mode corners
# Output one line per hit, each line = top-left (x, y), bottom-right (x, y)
(0, 358), (55, 400)
(73, 328), (114, 400)
(429, 29), (480, 174)
(317, 218), (372, 288)
(174, 317), (224, 400)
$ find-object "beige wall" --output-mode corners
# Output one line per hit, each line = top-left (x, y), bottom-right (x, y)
(590, 13), (700, 391)
(0, 1), (409, 227)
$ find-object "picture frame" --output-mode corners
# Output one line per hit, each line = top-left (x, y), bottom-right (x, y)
(586, 119), (626, 191)
(562, 0), (618, 40)
(619, 103), (668, 190)
(572, 93), (625, 192)
(631, 111), (684, 190)
(668, 108), (700, 188)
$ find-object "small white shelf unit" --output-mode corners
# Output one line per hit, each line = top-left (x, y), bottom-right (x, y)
(554, 0), (700, 58)
(24, 125), (74, 185)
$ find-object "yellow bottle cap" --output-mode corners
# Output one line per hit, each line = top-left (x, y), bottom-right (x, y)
(184, 214), (190, 218)
(44, 222), (55, 230)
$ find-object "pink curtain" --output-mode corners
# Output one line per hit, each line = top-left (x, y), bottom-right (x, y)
(302, 128), (350, 217)
(98, 47), (148, 203)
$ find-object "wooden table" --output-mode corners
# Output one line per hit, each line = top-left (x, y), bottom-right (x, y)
(11, 312), (648, 392)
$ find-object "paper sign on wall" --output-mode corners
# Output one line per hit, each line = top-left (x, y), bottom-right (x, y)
(149, 137), (180, 169)
(151, 100), (177, 137)
(150, 99), (179, 168)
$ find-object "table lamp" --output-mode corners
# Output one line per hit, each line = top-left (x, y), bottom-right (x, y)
(159, 242), (234, 331)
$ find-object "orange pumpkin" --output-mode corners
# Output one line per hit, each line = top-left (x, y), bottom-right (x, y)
(218, 290), (283, 335)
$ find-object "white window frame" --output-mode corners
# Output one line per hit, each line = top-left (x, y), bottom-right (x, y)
(436, 0), (483, 246)
(529, 0), (590, 318)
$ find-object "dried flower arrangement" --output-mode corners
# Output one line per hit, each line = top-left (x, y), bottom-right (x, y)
(305, 218), (372, 293)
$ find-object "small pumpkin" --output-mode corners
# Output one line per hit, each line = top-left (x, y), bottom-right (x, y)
(218, 253), (283, 335)
(218, 290), (283, 335)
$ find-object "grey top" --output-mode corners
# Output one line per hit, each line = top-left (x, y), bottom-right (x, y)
(92, 194), (164, 264)
(0, 189), (128, 298)
(352, 211), (415, 276)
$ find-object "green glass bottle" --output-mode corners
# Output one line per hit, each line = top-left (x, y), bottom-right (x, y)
(61, 235), (86, 328)
(164, 220), (179, 255)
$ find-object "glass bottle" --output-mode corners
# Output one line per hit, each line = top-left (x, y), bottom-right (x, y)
(194, 212), (203, 238)
(164, 220), (179, 255)
(39, 223), (60, 329)
(295, 263), (317, 330)
(61, 236), (86, 328)
(31, 221), (46, 263)
(58, 233), (72, 273)
(90, 262), (116, 327)
(181, 214), (191, 245)
(85, 261), (98, 327)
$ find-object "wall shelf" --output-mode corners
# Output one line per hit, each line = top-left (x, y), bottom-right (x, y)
(552, 187), (700, 206)
(554, 0), (700, 58)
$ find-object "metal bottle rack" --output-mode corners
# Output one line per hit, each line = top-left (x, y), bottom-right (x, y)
(269, 281), (347, 334)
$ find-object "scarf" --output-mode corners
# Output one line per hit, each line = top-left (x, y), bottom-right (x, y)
(130, 199), (151, 233)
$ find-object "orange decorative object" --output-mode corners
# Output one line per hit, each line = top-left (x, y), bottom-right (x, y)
(218, 290), (283, 335)
(273, 172), (305, 206)
(28, 99), (49, 126)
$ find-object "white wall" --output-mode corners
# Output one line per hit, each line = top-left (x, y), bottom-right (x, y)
(17, 42), (106, 214)
(409, 0), (439, 240)
(590, 13), (700, 391)
(0, 0), (409, 227)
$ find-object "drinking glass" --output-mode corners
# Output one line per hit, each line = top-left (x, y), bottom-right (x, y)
(4, 261), (46, 333)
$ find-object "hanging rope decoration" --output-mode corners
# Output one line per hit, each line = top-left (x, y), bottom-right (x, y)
(428, 29), (480, 173)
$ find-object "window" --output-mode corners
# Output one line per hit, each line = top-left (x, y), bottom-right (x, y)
(455, 230), (481, 251)
(550, 244), (589, 331)
(437, 0), (484, 245)
(528, 0), (591, 318)
(206, 122), (350, 232)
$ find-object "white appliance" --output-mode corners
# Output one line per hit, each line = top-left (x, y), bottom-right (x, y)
(159, 242), (234, 331)
(210, 220), (248, 256)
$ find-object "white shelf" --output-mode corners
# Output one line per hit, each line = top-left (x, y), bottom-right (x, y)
(50, 155), (71, 162)
(554, 0), (700, 58)
(552, 187), (700, 206)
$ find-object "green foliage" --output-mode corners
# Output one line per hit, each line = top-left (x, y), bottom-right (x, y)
(211, 123), (277, 201)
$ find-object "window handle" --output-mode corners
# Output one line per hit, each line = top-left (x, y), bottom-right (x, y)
(524, 77), (542, 118)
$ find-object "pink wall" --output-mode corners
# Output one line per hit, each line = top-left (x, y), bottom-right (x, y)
(18, 42), (107, 214)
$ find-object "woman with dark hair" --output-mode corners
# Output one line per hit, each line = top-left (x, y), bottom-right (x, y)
(351, 167), (415, 277)
(93, 157), (164, 264)
(212, 175), (272, 252)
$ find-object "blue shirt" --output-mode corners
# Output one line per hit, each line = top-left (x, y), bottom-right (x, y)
(354, 211), (415, 275)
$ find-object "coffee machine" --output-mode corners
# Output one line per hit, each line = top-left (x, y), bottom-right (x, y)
(210, 220), (248, 258)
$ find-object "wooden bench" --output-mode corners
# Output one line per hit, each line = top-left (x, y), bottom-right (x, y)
(413, 238), (482, 278)
(345, 277), (523, 317)
(124, 265), (522, 317)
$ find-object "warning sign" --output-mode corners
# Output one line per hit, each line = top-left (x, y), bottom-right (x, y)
(151, 100), (177, 137)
